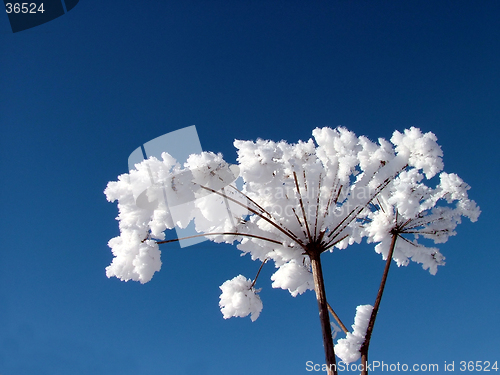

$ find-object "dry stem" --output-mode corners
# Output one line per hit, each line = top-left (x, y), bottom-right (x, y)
(359, 232), (398, 375)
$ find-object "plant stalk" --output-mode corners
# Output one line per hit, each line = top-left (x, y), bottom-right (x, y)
(327, 302), (348, 334)
(360, 232), (398, 375)
(309, 247), (337, 375)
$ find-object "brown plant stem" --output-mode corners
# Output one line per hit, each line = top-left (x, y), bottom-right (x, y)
(360, 232), (398, 375)
(327, 302), (348, 334)
(309, 246), (337, 375)
(250, 259), (268, 289)
(155, 232), (282, 245)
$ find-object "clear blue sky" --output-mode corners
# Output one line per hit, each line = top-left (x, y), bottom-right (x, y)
(1, 1), (499, 374)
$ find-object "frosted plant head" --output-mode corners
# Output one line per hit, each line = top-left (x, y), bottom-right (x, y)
(105, 126), (480, 375)
(105, 126), (479, 320)
(228, 127), (415, 299)
(365, 167), (480, 275)
(104, 126), (479, 284)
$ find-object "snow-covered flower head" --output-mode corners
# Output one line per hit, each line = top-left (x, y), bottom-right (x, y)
(105, 126), (479, 319)
(365, 169), (480, 275)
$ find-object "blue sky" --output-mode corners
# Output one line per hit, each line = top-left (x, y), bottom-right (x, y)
(1, 1), (499, 374)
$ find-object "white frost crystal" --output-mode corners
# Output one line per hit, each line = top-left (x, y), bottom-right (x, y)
(270, 260), (314, 297)
(335, 305), (373, 363)
(219, 275), (263, 322)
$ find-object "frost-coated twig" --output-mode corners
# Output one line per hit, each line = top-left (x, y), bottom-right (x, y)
(314, 174), (322, 240)
(227, 184), (270, 218)
(227, 184), (301, 243)
(324, 164), (407, 248)
(359, 232), (398, 375)
(198, 184), (307, 249)
(322, 234), (349, 254)
(293, 171), (313, 243)
(291, 206), (310, 241)
(327, 302), (348, 334)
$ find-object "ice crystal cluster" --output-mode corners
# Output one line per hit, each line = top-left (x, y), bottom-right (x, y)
(219, 275), (263, 322)
(105, 126), (479, 325)
(335, 305), (373, 363)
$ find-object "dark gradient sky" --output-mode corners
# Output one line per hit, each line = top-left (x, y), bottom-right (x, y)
(1, 1), (499, 374)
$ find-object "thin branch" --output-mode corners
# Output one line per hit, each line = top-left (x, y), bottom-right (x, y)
(358, 217), (372, 224)
(325, 206), (358, 240)
(291, 206), (309, 240)
(397, 234), (419, 247)
(250, 258), (268, 289)
(221, 187), (236, 229)
(322, 234), (349, 253)
(314, 174), (322, 240)
(294, 171), (313, 243)
(402, 229), (449, 236)
(403, 216), (447, 231)
(359, 232), (398, 375)
(227, 184), (271, 218)
(325, 165), (405, 246)
(155, 232), (283, 246)
(227, 184), (301, 242)
(398, 218), (412, 231)
(333, 184), (343, 206)
(197, 184), (307, 249)
(317, 229), (326, 245)
(323, 180), (337, 219)
(375, 197), (385, 214)
(327, 302), (348, 334)
(325, 182), (387, 242)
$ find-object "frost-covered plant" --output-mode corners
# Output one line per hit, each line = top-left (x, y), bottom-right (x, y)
(105, 127), (479, 375)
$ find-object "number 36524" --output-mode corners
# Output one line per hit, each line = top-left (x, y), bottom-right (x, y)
(5, 3), (45, 14)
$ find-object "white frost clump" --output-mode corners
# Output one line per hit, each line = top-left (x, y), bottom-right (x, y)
(104, 151), (242, 283)
(219, 275), (263, 322)
(270, 260), (314, 297)
(390, 127), (443, 178)
(106, 235), (161, 284)
(335, 305), (373, 363)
